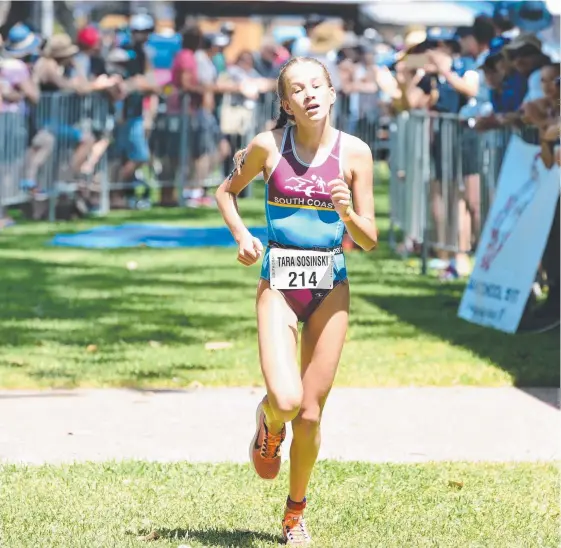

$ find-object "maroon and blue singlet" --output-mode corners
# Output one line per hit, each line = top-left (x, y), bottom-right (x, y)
(260, 125), (348, 322)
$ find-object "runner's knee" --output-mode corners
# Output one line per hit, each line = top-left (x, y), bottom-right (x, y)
(269, 387), (302, 422)
(292, 404), (322, 437)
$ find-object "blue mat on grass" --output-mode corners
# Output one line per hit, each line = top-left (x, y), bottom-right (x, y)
(50, 224), (269, 249)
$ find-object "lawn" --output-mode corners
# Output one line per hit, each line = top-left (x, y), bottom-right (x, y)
(1, 461), (558, 548)
(0, 173), (558, 389)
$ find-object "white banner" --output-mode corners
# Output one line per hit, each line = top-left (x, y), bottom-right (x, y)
(458, 135), (560, 333)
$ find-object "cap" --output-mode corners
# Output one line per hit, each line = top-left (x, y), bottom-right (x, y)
(211, 33), (230, 48)
(77, 26), (100, 49)
(426, 27), (458, 43)
(426, 27), (460, 53)
(477, 36), (511, 69)
(220, 22), (235, 35)
(455, 26), (474, 39)
(130, 13), (155, 32)
(489, 36), (510, 56)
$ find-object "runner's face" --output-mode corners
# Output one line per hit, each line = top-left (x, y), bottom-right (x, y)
(282, 62), (335, 125)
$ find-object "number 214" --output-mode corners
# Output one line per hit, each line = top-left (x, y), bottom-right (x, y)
(288, 271), (317, 287)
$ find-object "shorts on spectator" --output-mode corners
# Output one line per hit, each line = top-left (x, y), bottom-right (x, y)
(460, 126), (480, 177)
(189, 109), (221, 159)
(150, 108), (220, 162)
(0, 112), (28, 164)
(431, 119), (480, 182)
(44, 122), (84, 144)
(114, 117), (150, 163)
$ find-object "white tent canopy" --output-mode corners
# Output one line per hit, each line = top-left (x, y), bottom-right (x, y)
(361, 1), (477, 27)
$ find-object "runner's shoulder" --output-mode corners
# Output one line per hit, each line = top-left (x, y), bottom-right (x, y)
(249, 130), (281, 156)
(341, 133), (373, 161)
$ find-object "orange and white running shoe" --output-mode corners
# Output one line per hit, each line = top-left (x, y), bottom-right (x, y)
(249, 400), (286, 480)
(283, 498), (312, 546)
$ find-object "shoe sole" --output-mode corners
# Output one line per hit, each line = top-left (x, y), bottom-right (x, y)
(249, 401), (276, 481)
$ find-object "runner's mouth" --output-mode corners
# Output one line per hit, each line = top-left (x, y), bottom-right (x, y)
(306, 104), (320, 112)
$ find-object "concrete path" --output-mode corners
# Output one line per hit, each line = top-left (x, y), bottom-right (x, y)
(0, 387), (559, 465)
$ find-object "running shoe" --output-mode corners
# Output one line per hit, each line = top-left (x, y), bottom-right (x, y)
(249, 400), (286, 480)
(283, 502), (312, 546)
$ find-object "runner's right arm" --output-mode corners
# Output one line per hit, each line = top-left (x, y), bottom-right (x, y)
(215, 131), (273, 244)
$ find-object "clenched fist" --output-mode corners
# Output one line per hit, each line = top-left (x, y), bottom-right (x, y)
(237, 234), (264, 266)
(328, 173), (352, 220)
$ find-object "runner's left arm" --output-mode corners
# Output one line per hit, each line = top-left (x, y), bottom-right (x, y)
(343, 137), (378, 251)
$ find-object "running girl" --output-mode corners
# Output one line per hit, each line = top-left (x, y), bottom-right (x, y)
(216, 56), (378, 545)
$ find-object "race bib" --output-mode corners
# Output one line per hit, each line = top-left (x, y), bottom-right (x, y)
(270, 248), (334, 290)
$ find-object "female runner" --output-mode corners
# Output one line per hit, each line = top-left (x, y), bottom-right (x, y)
(216, 56), (378, 545)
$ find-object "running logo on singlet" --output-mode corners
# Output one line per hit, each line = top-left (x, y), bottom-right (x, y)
(268, 174), (335, 211)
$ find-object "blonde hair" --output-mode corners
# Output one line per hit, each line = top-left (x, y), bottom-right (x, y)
(233, 56), (334, 173)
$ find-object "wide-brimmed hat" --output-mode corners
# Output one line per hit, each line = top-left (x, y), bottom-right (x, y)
(510, 1), (552, 33)
(44, 34), (79, 59)
(504, 33), (543, 56)
(394, 29), (427, 62)
(309, 24), (344, 55)
(4, 23), (42, 58)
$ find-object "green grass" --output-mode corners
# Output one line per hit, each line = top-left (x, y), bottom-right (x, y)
(0, 461), (557, 548)
(0, 170), (558, 389)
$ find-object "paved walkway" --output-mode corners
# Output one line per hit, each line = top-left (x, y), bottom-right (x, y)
(0, 387), (559, 465)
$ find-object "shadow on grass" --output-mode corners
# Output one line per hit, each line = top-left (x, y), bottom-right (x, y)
(155, 528), (281, 547)
(359, 289), (559, 389)
(0, 255), (258, 369)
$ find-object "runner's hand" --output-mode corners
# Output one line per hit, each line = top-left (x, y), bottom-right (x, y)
(328, 173), (352, 220)
(237, 234), (263, 266)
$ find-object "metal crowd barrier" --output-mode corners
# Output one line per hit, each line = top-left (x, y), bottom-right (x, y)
(387, 110), (513, 273)
(0, 91), (112, 221)
(1, 90), (396, 218)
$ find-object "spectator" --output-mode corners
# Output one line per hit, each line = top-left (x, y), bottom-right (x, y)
(213, 22), (235, 75)
(254, 39), (282, 80)
(504, 34), (551, 101)
(33, 33), (118, 182)
(116, 13), (160, 192)
(74, 26), (103, 78)
(391, 29), (436, 112)
(291, 14), (325, 57)
(406, 28), (481, 276)
(492, 1), (519, 38)
(187, 33), (262, 206)
(474, 37), (528, 131)
(169, 22), (202, 109)
(222, 50), (265, 182)
(1, 24), (54, 199)
(521, 63), (560, 166)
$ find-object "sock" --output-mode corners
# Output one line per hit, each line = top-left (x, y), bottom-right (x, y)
(262, 400), (284, 435)
(286, 496), (307, 514)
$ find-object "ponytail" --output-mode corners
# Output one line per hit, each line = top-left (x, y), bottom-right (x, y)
(232, 147), (247, 176)
(232, 106), (289, 176)
(273, 106), (290, 130)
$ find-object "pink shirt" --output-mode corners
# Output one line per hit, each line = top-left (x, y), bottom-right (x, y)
(168, 49), (198, 114)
